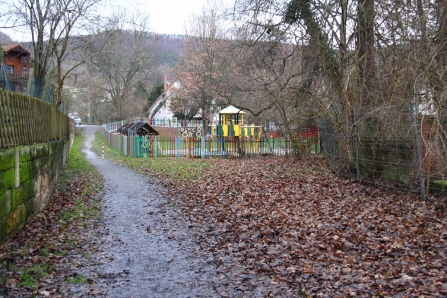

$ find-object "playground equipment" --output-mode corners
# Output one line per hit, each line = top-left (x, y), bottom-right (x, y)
(117, 122), (159, 136)
(214, 105), (263, 138)
(102, 106), (319, 158)
(210, 105), (271, 155)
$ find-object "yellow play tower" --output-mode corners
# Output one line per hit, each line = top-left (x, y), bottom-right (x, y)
(215, 105), (261, 137)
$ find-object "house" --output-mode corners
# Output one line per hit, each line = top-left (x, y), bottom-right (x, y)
(146, 75), (178, 119)
(0, 44), (31, 93)
(146, 74), (219, 125)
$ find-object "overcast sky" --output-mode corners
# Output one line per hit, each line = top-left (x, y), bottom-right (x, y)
(105, 0), (236, 36)
(1, 0), (235, 42)
(142, 0), (234, 35)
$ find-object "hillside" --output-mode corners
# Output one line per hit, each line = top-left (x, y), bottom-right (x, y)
(153, 34), (185, 74)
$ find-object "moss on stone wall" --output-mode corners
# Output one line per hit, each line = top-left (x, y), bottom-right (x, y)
(0, 169), (15, 192)
(31, 144), (49, 160)
(22, 180), (34, 201)
(18, 146), (31, 162)
(19, 161), (33, 183)
(0, 136), (71, 243)
(24, 197), (36, 220)
(11, 186), (24, 210)
(0, 190), (11, 218)
(0, 149), (15, 172)
(4, 204), (26, 234)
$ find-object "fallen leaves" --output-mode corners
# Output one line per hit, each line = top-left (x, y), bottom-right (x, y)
(0, 171), (105, 297)
(168, 155), (447, 296)
(2, 153), (446, 296)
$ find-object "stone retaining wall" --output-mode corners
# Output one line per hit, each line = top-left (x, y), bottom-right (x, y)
(0, 136), (72, 243)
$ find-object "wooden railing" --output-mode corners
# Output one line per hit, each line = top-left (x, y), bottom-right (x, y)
(0, 89), (72, 149)
(6, 73), (29, 83)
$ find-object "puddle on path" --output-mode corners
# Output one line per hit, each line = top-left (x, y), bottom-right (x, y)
(80, 126), (232, 298)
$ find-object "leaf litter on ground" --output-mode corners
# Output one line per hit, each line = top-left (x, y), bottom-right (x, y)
(0, 164), (105, 297)
(2, 150), (447, 297)
(163, 156), (447, 297)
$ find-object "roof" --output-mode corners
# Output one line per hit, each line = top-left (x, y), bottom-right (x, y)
(219, 105), (246, 115)
(147, 92), (166, 116)
(147, 73), (197, 116)
(117, 122), (159, 136)
(117, 123), (135, 134)
(2, 44), (31, 56)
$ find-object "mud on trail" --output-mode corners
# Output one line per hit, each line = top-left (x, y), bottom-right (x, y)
(82, 126), (241, 297)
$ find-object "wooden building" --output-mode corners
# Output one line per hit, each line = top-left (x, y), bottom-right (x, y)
(117, 122), (159, 136)
(1, 44), (31, 93)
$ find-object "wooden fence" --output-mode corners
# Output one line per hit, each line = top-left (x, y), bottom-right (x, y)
(102, 127), (320, 158)
(0, 89), (71, 149)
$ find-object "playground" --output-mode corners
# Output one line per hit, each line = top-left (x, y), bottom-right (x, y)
(101, 106), (320, 158)
(1, 126), (446, 297)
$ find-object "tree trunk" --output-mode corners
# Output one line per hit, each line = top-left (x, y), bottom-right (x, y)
(357, 0), (376, 109)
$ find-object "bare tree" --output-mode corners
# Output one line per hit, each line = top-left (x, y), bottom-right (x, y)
(87, 14), (159, 119)
(172, 3), (230, 133)
(0, 0), (107, 107)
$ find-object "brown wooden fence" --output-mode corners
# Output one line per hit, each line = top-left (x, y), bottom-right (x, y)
(0, 89), (72, 149)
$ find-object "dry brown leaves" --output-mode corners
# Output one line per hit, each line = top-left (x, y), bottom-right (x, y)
(0, 172), (105, 297)
(170, 156), (447, 297)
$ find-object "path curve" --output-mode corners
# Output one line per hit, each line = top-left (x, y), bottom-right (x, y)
(81, 126), (228, 298)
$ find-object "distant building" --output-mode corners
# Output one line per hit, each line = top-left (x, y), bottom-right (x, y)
(0, 44), (31, 93)
(146, 75), (177, 119)
(147, 74), (218, 124)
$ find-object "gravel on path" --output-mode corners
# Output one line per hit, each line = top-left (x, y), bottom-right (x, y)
(82, 126), (235, 298)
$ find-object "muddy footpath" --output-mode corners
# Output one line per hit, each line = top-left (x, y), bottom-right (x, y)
(0, 126), (267, 298)
(80, 126), (244, 297)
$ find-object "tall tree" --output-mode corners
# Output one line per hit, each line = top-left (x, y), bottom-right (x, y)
(356, 0), (376, 108)
(173, 3), (229, 133)
(88, 14), (159, 119)
(0, 0), (106, 107)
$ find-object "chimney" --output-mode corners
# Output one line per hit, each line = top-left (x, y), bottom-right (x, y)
(164, 75), (167, 91)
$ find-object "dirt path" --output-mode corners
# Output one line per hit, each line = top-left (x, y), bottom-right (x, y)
(81, 126), (233, 298)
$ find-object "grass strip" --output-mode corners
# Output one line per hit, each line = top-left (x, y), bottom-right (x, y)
(0, 130), (104, 296)
(91, 130), (214, 182)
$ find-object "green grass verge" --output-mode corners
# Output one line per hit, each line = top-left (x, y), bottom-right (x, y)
(60, 130), (103, 222)
(56, 130), (97, 190)
(0, 130), (105, 294)
(91, 130), (215, 182)
(60, 130), (98, 185)
(20, 262), (54, 288)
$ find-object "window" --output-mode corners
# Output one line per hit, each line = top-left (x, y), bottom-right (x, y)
(6, 65), (14, 74)
(22, 67), (29, 75)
